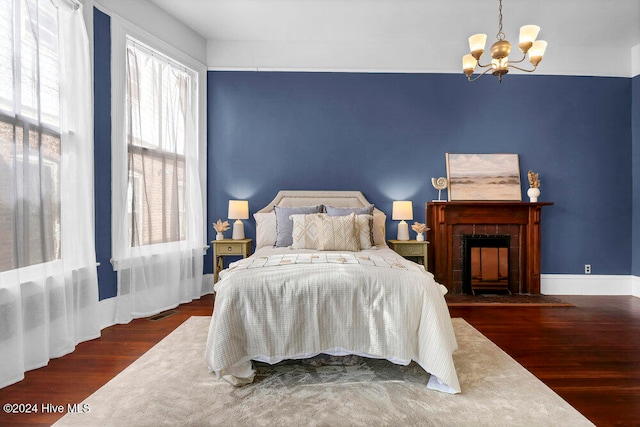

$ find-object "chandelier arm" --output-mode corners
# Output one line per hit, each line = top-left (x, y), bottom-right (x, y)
(466, 66), (496, 82)
(508, 64), (537, 73)
(476, 61), (494, 69)
(507, 52), (528, 65)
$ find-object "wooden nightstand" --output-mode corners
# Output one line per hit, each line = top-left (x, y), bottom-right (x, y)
(212, 238), (252, 283)
(388, 240), (429, 268)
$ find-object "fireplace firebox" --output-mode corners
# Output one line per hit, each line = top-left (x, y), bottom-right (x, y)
(462, 234), (510, 295)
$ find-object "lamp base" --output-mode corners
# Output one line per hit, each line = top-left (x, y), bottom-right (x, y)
(232, 220), (245, 240)
(397, 220), (409, 241)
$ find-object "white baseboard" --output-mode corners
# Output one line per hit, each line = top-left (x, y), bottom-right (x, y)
(633, 275), (640, 298)
(541, 274), (637, 296)
(99, 295), (117, 330)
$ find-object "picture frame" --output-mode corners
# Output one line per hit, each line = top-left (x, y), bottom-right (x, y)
(446, 153), (522, 201)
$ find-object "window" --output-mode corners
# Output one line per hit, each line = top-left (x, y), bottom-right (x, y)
(124, 38), (194, 248)
(0, 0), (61, 272)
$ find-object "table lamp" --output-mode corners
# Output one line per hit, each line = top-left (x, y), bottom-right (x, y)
(228, 200), (249, 240)
(392, 201), (413, 241)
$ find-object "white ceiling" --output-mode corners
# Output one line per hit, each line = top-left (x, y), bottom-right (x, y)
(149, 0), (640, 76)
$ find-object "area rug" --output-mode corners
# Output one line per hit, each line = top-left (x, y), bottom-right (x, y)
(446, 293), (573, 307)
(54, 317), (593, 427)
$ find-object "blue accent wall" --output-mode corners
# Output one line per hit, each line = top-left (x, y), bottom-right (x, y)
(633, 74), (640, 277)
(91, 9), (636, 299)
(207, 71), (632, 276)
(93, 8), (117, 300)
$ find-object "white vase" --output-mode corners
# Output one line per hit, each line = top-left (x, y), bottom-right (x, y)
(216, 232), (224, 241)
(527, 187), (541, 203)
(416, 233), (425, 242)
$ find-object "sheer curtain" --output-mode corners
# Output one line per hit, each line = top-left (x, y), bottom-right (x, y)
(0, 0), (100, 388)
(112, 38), (204, 324)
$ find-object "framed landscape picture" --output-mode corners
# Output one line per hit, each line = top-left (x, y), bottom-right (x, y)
(446, 153), (522, 201)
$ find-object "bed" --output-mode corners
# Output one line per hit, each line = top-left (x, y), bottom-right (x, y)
(205, 191), (461, 394)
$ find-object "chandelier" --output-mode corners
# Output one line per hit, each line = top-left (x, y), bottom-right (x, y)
(462, 0), (547, 82)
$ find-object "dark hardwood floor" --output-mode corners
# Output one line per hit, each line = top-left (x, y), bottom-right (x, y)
(1, 294), (639, 426)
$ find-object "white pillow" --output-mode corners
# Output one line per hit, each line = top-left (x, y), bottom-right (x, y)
(355, 214), (373, 250)
(253, 212), (276, 249)
(290, 213), (322, 249)
(317, 213), (360, 252)
(372, 212), (387, 247)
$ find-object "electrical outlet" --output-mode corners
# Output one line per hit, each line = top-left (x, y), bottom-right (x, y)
(585, 264), (591, 274)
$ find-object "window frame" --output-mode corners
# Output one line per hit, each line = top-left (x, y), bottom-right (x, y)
(109, 15), (207, 270)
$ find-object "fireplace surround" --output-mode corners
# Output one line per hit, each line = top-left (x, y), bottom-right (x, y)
(426, 201), (552, 295)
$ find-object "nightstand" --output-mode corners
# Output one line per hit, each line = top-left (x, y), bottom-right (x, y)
(212, 238), (252, 283)
(388, 240), (429, 268)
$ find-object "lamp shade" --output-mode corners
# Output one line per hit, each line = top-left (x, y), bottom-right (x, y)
(462, 54), (478, 71)
(529, 40), (547, 58)
(228, 200), (249, 220)
(468, 33), (487, 53)
(519, 25), (540, 44)
(392, 201), (413, 221)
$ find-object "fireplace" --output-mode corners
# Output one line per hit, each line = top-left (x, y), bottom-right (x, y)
(426, 202), (552, 295)
(462, 234), (510, 295)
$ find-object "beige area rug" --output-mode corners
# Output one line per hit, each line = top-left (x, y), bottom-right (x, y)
(54, 317), (593, 427)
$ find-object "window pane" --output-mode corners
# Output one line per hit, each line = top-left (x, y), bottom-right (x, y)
(126, 40), (191, 248)
(0, 0), (14, 114)
(0, 119), (60, 272)
(0, 0), (61, 273)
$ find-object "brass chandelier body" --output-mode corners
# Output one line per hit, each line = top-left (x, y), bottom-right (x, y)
(462, 0), (547, 82)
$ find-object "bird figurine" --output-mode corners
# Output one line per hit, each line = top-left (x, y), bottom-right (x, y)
(431, 177), (448, 201)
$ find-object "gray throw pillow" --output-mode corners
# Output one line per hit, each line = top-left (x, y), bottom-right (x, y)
(274, 205), (323, 247)
(325, 205), (374, 216)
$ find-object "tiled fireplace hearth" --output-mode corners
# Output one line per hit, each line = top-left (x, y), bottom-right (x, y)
(426, 202), (552, 295)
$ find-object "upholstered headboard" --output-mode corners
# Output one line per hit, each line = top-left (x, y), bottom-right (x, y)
(253, 190), (387, 249)
(256, 190), (385, 216)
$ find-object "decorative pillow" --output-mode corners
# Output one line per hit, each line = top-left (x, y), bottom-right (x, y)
(317, 213), (360, 252)
(325, 205), (374, 216)
(325, 205), (375, 245)
(355, 214), (373, 250)
(290, 213), (322, 249)
(274, 205), (323, 247)
(254, 212), (276, 249)
(372, 212), (387, 247)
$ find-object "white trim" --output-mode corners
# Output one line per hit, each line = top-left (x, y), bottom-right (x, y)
(632, 276), (640, 298)
(632, 44), (640, 77)
(202, 273), (215, 295)
(109, 12), (208, 265)
(541, 274), (634, 296)
(98, 295), (117, 329)
(206, 41), (635, 78)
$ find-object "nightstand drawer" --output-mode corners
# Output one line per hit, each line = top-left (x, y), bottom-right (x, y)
(219, 243), (244, 255)
(394, 244), (425, 257)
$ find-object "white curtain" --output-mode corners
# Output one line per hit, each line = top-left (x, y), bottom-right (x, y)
(112, 39), (204, 324)
(0, 0), (100, 388)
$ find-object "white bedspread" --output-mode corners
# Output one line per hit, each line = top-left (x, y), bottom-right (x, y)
(205, 247), (461, 394)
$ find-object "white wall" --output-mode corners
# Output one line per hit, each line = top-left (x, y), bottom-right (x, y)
(207, 40), (634, 78)
(95, 0), (207, 65)
(633, 44), (640, 77)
